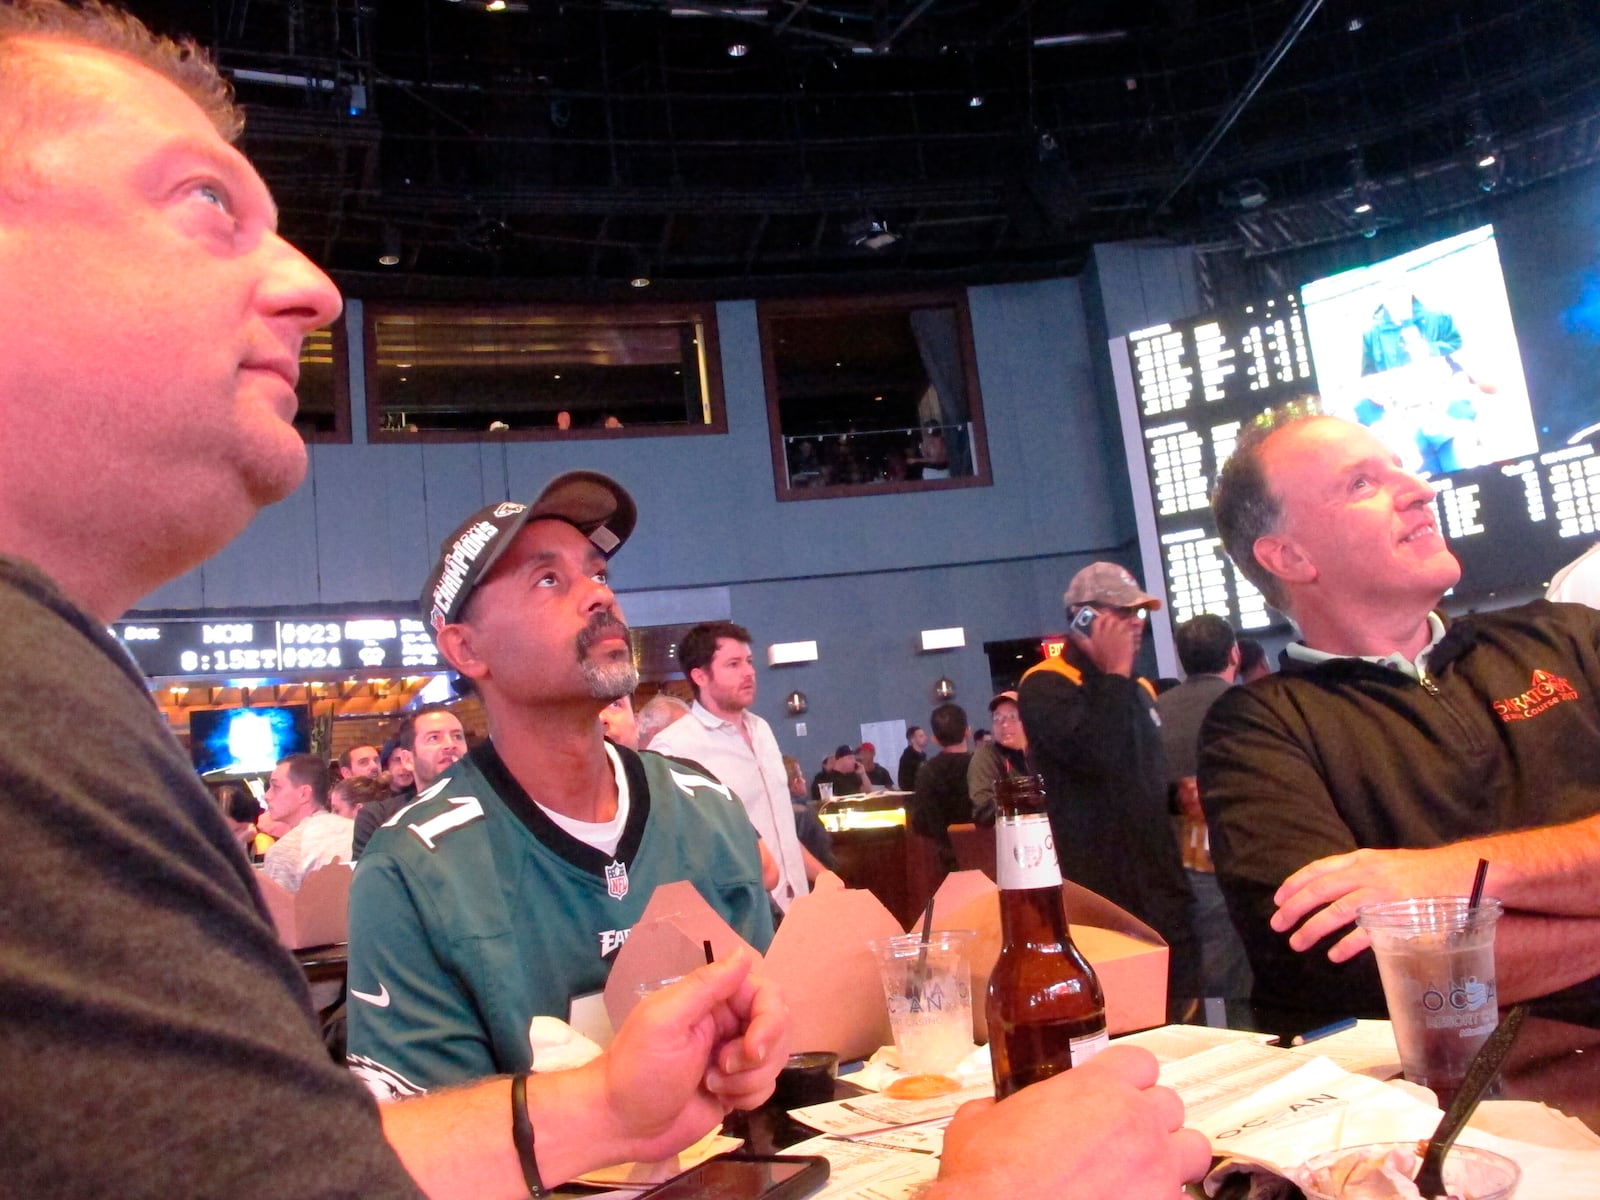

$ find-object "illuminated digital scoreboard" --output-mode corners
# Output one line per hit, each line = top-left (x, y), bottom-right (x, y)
(1124, 293), (1314, 632)
(113, 612), (442, 680)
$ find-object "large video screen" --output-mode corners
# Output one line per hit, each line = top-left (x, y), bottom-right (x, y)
(1302, 225), (1537, 477)
(190, 705), (311, 777)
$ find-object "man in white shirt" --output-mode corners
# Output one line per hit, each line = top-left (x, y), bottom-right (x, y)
(260, 753), (352, 891)
(651, 621), (826, 911)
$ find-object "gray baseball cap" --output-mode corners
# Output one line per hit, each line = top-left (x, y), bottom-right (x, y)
(1062, 562), (1162, 611)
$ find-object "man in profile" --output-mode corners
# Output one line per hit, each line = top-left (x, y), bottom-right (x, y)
(348, 481), (777, 1095)
(1018, 563), (1200, 1011)
(0, 8), (789, 1194)
(1205, 411), (1600, 1022)
(260, 752), (351, 891)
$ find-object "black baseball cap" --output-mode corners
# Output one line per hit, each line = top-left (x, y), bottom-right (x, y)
(422, 471), (636, 633)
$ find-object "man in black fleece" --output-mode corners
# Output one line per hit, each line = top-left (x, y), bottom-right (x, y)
(1204, 411), (1600, 1025)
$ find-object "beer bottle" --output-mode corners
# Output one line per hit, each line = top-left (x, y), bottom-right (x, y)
(987, 773), (1107, 1099)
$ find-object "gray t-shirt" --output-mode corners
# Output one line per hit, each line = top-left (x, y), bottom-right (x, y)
(0, 556), (422, 1199)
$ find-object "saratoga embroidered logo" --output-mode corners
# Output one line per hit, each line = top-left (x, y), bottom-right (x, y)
(1492, 669), (1579, 722)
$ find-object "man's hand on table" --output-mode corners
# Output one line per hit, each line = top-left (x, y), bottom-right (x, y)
(596, 948), (790, 1163)
(1272, 844), (1488, 962)
(925, 1045), (1210, 1199)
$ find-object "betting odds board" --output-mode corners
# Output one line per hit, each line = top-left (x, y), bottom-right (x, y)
(1115, 293), (1314, 639)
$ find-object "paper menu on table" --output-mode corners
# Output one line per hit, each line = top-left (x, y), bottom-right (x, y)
(1281, 1018), (1402, 1078)
(785, 1132), (940, 1200)
(786, 1084), (991, 1137)
(1115, 1022), (1276, 1064)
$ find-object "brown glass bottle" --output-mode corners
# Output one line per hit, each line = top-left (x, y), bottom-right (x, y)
(986, 773), (1107, 1099)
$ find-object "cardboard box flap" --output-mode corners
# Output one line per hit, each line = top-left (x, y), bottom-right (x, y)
(259, 862), (353, 949)
(938, 873), (1168, 1039)
(1062, 878), (1163, 944)
(764, 883), (902, 1062)
(604, 881), (744, 1030)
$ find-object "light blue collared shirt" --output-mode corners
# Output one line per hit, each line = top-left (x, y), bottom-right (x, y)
(1284, 612), (1448, 682)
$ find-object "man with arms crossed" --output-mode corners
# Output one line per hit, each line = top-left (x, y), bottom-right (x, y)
(0, 4), (1205, 1196)
(651, 620), (826, 911)
(347, 483), (780, 1095)
(1204, 410), (1600, 1023)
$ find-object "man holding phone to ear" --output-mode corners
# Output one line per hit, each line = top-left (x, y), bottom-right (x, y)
(1017, 563), (1200, 1014)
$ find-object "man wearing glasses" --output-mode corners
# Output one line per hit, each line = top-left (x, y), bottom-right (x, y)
(1017, 563), (1201, 1015)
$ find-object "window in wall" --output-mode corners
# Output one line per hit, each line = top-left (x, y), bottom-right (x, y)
(759, 292), (990, 500)
(364, 304), (725, 441)
(295, 321), (350, 443)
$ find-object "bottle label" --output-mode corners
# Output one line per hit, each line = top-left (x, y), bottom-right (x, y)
(1071, 1028), (1110, 1065)
(996, 813), (1063, 890)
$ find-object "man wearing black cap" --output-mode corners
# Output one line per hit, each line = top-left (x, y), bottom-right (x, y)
(1017, 562), (1200, 1014)
(347, 472), (775, 1097)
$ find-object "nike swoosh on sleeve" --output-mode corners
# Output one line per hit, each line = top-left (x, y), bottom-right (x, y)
(350, 983), (391, 1007)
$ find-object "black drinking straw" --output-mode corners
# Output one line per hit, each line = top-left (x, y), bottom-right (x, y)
(1468, 858), (1490, 910)
(908, 895), (936, 1013)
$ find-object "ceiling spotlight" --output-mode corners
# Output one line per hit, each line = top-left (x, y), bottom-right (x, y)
(727, 42), (748, 57)
(968, 94), (985, 108)
(1218, 178), (1269, 211)
(1348, 151), (1378, 221)
(378, 224), (401, 267)
(630, 274), (652, 288)
(1467, 112), (1502, 192)
(844, 215), (898, 251)
(486, 0), (507, 10)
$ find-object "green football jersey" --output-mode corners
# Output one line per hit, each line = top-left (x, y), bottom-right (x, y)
(346, 739), (773, 1097)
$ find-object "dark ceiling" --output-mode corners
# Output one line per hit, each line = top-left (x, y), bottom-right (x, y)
(133, 0), (1600, 297)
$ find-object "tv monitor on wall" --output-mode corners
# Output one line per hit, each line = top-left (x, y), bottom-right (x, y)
(190, 705), (311, 777)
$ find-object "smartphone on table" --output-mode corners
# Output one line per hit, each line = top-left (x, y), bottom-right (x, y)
(635, 1153), (829, 1200)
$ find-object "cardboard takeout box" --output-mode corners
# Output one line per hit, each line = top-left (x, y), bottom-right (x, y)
(604, 872), (1167, 1061)
(258, 861), (353, 949)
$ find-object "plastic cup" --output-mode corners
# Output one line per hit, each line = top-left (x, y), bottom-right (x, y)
(868, 930), (975, 1095)
(818, 782), (835, 803)
(1356, 897), (1503, 1106)
(1294, 1140), (1519, 1200)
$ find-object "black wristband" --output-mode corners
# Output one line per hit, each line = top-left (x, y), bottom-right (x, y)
(509, 1073), (550, 1198)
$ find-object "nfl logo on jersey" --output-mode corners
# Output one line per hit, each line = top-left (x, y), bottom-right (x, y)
(604, 860), (629, 899)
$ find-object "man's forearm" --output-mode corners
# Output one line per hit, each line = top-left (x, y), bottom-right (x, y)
(379, 1064), (628, 1200)
(1472, 814), (1600, 916)
(1493, 912), (1600, 1002)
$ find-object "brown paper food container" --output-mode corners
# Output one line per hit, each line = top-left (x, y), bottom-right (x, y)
(601, 871), (1167, 1061)
(259, 861), (353, 949)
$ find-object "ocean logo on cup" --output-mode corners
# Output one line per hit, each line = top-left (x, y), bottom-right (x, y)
(1420, 979), (1491, 1017)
